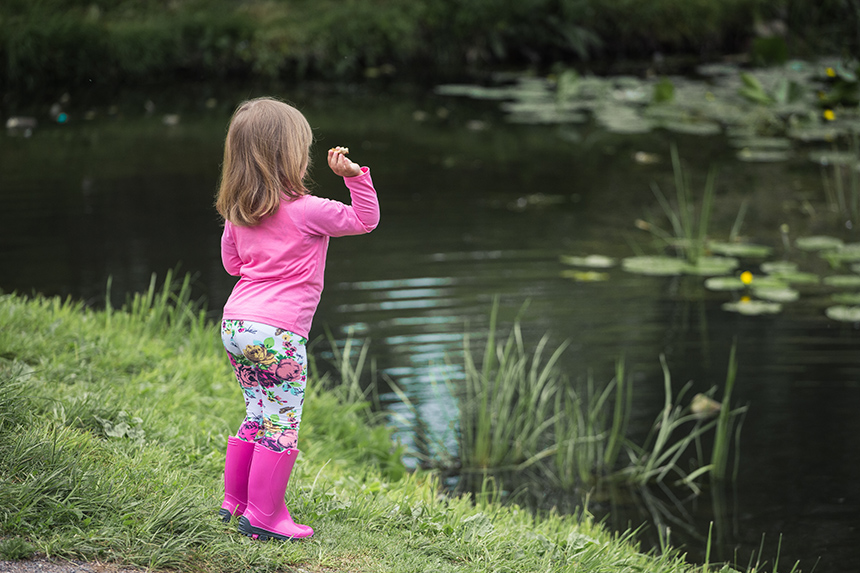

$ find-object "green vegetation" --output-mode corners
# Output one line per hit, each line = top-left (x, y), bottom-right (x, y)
(2, 0), (858, 94)
(0, 276), (778, 572)
(443, 305), (745, 493)
(649, 144), (718, 265)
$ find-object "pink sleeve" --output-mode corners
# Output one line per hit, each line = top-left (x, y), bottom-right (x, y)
(302, 167), (380, 237)
(221, 223), (243, 276)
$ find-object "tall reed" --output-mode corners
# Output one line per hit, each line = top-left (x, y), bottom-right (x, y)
(552, 361), (631, 488)
(711, 342), (740, 481)
(451, 305), (745, 494)
(649, 144), (718, 264)
(820, 135), (860, 227)
(457, 300), (566, 471)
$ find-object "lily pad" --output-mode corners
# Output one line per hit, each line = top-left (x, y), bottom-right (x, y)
(831, 292), (860, 304)
(825, 305), (860, 322)
(821, 244), (860, 265)
(697, 63), (741, 77)
(722, 300), (782, 315)
(560, 254), (617, 268)
(729, 136), (792, 150)
(622, 256), (688, 276)
(788, 126), (840, 142)
(643, 105), (691, 122)
(659, 120), (722, 136)
(505, 111), (588, 124)
(736, 148), (792, 162)
(795, 235), (844, 251)
(751, 286), (800, 302)
(823, 275), (860, 288)
(434, 84), (518, 100)
(808, 150), (860, 166)
(595, 105), (654, 134)
(767, 271), (821, 285)
(561, 270), (610, 282)
(746, 275), (793, 288)
(761, 261), (799, 274)
(708, 241), (773, 258)
(705, 276), (745, 291)
(685, 256), (740, 276)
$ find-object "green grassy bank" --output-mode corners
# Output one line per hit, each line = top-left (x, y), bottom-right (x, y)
(0, 278), (777, 572)
(2, 0), (857, 95)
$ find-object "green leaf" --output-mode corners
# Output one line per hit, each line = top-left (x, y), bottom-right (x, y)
(751, 286), (799, 302)
(831, 292), (860, 304)
(559, 254), (616, 268)
(653, 78), (675, 103)
(826, 305), (860, 322)
(761, 261), (798, 274)
(824, 275), (860, 288)
(722, 300), (782, 315)
(685, 257), (740, 276)
(621, 256), (687, 276)
(796, 235), (844, 251)
(708, 241), (772, 258)
(263, 337), (275, 349)
(738, 73), (774, 105)
(704, 277), (745, 291)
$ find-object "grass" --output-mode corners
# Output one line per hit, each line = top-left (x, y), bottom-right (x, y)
(0, 275), (775, 573)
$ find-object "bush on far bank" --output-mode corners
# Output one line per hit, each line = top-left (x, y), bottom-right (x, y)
(1, 0), (857, 94)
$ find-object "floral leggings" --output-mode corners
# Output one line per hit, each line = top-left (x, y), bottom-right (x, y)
(221, 319), (308, 452)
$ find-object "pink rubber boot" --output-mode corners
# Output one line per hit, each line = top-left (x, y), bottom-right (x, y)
(219, 436), (256, 522)
(238, 444), (314, 540)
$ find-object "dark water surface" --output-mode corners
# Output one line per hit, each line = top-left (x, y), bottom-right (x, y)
(2, 84), (858, 571)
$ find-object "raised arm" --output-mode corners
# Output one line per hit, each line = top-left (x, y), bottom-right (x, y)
(302, 167), (380, 237)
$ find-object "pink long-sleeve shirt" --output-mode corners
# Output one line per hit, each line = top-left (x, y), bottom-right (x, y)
(221, 166), (379, 338)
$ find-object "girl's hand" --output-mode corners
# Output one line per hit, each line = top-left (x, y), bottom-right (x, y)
(328, 146), (362, 177)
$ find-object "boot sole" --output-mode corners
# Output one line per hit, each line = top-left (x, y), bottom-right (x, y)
(218, 508), (233, 523)
(237, 516), (313, 541)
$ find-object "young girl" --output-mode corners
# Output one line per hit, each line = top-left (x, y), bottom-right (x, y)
(215, 97), (380, 540)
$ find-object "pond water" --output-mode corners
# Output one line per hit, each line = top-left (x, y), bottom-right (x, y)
(2, 79), (859, 571)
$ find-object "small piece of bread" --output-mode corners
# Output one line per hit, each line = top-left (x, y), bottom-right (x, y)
(329, 146), (350, 155)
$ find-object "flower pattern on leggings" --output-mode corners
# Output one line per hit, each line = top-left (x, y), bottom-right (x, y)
(221, 319), (308, 452)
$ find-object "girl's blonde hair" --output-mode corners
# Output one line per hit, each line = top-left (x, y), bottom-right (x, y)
(215, 97), (313, 226)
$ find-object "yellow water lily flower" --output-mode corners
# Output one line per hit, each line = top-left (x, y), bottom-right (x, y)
(823, 109), (835, 121)
(826, 67), (836, 77)
(740, 271), (753, 285)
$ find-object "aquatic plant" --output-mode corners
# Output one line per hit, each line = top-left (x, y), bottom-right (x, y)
(551, 360), (632, 488)
(738, 72), (803, 105)
(448, 304), (745, 497)
(456, 300), (565, 470)
(616, 350), (745, 489)
(816, 135), (860, 227)
(711, 343), (741, 481)
(647, 143), (718, 265)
